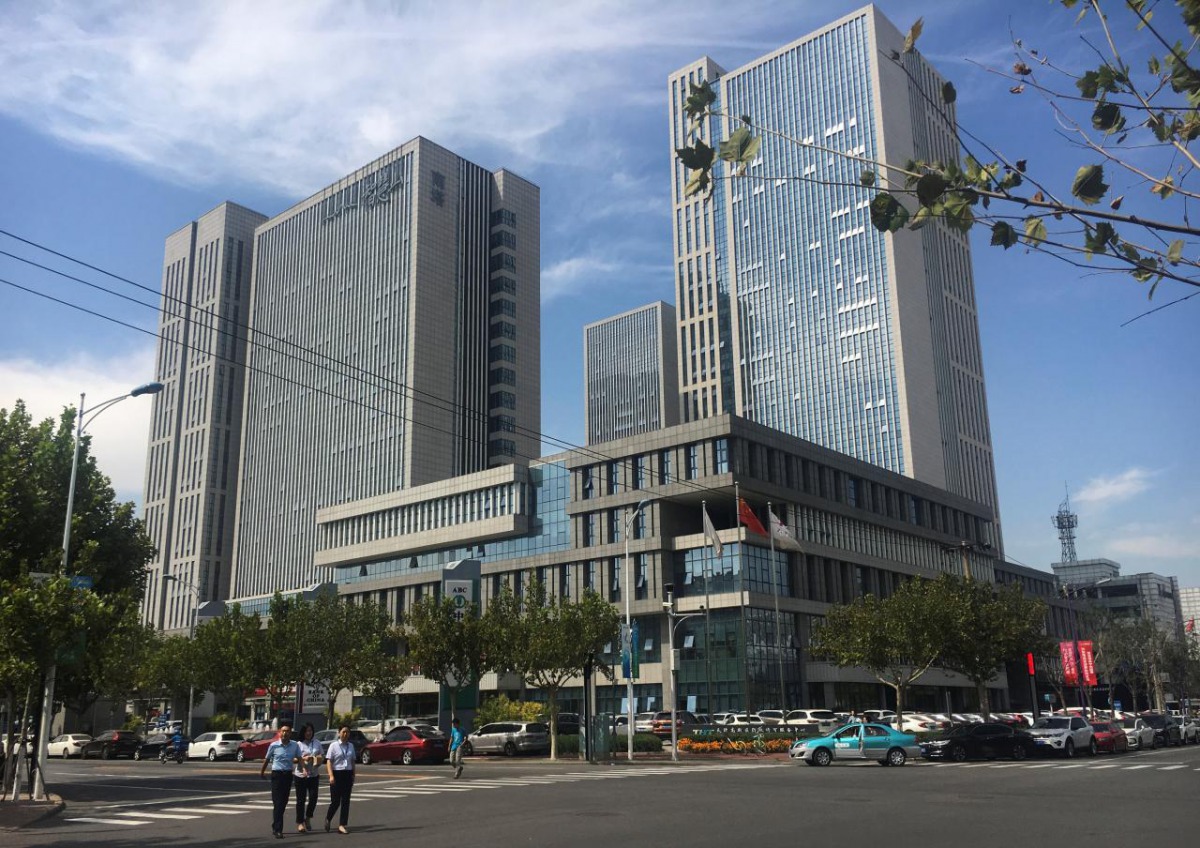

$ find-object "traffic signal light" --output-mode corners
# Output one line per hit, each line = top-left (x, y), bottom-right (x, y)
(1026, 652), (1037, 677)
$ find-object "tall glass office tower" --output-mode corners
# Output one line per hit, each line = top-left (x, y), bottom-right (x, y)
(231, 137), (540, 598)
(668, 6), (1001, 540)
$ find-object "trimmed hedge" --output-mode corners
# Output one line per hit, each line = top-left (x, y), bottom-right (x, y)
(553, 733), (662, 755)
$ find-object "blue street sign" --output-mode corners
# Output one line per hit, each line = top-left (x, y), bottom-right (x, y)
(70, 575), (93, 590)
(1113, 700), (1122, 711)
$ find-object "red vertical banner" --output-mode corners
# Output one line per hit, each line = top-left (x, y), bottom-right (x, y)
(1078, 641), (1098, 687)
(1059, 641), (1078, 685)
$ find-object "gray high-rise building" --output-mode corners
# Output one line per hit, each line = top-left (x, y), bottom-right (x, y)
(231, 137), (540, 599)
(584, 301), (679, 445)
(142, 201), (267, 632)
(668, 5), (1001, 545)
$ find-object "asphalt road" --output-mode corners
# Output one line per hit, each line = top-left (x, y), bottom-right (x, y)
(13, 743), (1200, 847)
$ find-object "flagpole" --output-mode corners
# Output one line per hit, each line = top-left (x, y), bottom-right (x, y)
(768, 501), (787, 715)
(702, 500), (713, 717)
(735, 483), (749, 713)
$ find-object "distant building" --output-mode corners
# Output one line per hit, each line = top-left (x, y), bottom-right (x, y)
(142, 201), (267, 632)
(1175, 586), (1199, 640)
(584, 302), (678, 445)
(231, 137), (540, 600)
(1052, 558), (1183, 632)
(667, 5), (1002, 544)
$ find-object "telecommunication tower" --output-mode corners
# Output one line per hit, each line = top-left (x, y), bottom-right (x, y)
(1052, 488), (1079, 565)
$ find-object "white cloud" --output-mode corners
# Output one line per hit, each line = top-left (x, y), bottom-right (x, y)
(1106, 532), (1197, 559)
(1074, 467), (1153, 505)
(541, 256), (622, 302)
(0, 346), (157, 502)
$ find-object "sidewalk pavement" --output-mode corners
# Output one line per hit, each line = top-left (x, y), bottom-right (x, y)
(0, 795), (65, 831)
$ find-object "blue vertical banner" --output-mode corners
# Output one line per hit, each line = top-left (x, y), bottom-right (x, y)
(631, 620), (640, 680)
(620, 623), (631, 679)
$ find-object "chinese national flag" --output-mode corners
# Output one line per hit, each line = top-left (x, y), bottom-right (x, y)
(738, 498), (768, 536)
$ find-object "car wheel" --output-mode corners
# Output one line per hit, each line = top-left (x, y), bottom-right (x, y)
(236, 750), (245, 763)
(361, 749), (373, 765)
(101, 746), (112, 760)
(1011, 744), (1027, 761)
(886, 747), (907, 767)
(207, 749), (217, 761)
(1088, 738), (1098, 757)
(133, 749), (142, 761)
(812, 747), (833, 767)
(503, 741), (517, 757)
(1063, 740), (1075, 758)
(61, 748), (70, 759)
(402, 750), (413, 766)
(949, 745), (967, 763)
(461, 742), (473, 757)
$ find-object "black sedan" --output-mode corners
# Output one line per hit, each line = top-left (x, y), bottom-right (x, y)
(134, 733), (190, 761)
(1141, 713), (1182, 747)
(81, 729), (141, 760)
(920, 722), (1038, 762)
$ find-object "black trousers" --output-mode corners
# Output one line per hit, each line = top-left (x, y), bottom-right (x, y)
(295, 775), (319, 823)
(270, 771), (294, 835)
(325, 770), (355, 826)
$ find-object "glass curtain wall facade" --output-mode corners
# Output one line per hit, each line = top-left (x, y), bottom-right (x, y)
(584, 301), (679, 444)
(142, 202), (267, 632)
(231, 138), (540, 599)
(668, 6), (1001, 546)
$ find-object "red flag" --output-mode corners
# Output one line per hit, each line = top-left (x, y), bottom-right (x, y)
(1078, 641), (1098, 687)
(1187, 618), (1195, 633)
(738, 498), (767, 536)
(1059, 641), (1078, 685)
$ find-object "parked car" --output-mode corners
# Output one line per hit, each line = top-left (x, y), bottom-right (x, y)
(362, 726), (448, 765)
(539, 712), (580, 735)
(46, 733), (91, 759)
(1177, 715), (1198, 745)
(863, 710), (897, 725)
(756, 709), (786, 725)
(1026, 715), (1096, 757)
(188, 732), (244, 761)
(1140, 713), (1182, 747)
(784, 709), (839, 733)
(1119, 717), (1156, 750)
(790, 722), (918, 767)
(313, 729), (372, 762)
(135, 733), (190, 761)
(236, 730), (278, 762)
(462, 722), (549, 756)
(633, 712), (657, 733)
(921, 722), (1039, 762)
(719, 713), (765, 726)
(1088, 721), (1129, 754)
(81, 730), (140, 760)
(650, 711), (699, 738)
(897, 714), (946, 734)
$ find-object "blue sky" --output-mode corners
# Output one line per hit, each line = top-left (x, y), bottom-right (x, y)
(1, 0), (1196, 587)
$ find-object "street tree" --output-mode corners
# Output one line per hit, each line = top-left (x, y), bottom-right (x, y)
(193, 604), (264, 718)
(139, 632), (205, 728)
(403, 595), (488, 723)
(674, 0), (1200, 300)
(486, 584), (618, 760)
(55, 598), (152, 728)
(258, 593), (317, 724)
(811, 574), (956, 726)
(306, 592), (395, 727)
(941, 581), (1049, 719)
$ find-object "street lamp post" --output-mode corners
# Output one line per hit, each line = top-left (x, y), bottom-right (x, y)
(163, 574), (202, 736)
(33, 382), (162, 801)
(624, 498), (651, 762)
(664, 584), (702, 762)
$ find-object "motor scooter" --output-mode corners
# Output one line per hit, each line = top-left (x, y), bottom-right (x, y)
(159, 743), (186, 764)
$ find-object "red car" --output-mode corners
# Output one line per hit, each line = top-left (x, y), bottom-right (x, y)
(1089, 721), (1129, 753)
(361, 726), (448, 765)
(236, 730), (279, 762)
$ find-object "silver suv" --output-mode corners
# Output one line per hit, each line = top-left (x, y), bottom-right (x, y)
(1027, 715), (1096, 757)
(463, 722), (549, 756)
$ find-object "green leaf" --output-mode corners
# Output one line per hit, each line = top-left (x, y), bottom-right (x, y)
(941, 192), (975, 233)
(1071, 164), (1108, 205)
(1084, 222), (1116, 256)
(903, 18), (924, 54)
(916, 173), (948, 207)
(964, 155), (982, 183)
(684, 168), (710, 197)
(676, 140), (714, 172)
(683, 80), (717, 120)
(990, 221), (1019, 249)
(1149, 56), (1161, 75)
(717, 126), (761, 174)
(1077, 70), (1099, 99)
(1092, 102), (1125, 134)
(909, 205), (935, 230)
(999, 169), (1023, 190)
(1167, 239), (1185, 264)
(739, 114), (753, 127)
(942, 81), (957, 104)
(860, 170), (877, 187)
(869, 193), (910, 232)
(1023, 216), (1047, 244)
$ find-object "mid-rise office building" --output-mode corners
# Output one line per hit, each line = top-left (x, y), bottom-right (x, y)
(142, 202), (267, 632)
(584, 301), (679, 445)
(231, 137), (540, 599)
(1052, 558), (1183, 632)
(1180, 587), (1200, 641)
(667, 6), (1001, 543)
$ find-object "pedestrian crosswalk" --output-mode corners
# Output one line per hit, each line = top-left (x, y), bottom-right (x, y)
(923, 759), (1199, 773)
(61, 763), (777, 829)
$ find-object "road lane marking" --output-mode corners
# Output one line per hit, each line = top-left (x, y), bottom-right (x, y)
(114, 811), (202, 820)
(65, 818), (147, 826)
(1159, 765), (1188, 770)
(1087, 765), (1120, 769)
(163, 806), (249, 815)
(1054, 764), (1086, 769)
(1026, 763), (1058, 768)
(1122, 765), (1154, 770)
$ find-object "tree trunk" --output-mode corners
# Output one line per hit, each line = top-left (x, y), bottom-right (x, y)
(547, 686), (558, 761)
(976, 682), (991, 720)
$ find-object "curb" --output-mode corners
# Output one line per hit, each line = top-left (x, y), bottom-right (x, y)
(0, 796), (66, 831)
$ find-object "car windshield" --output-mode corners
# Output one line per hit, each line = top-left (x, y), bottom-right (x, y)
(1119, 718), (1139, 728)
(1032, 718), (1070, 730)
(945, 725), (970, 737)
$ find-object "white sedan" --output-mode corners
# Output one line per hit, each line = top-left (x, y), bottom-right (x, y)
(46, 733), (91, 758)
(1119, 717), (1156, 750)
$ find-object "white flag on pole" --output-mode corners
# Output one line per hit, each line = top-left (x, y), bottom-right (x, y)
(769, 510), (802, 551)
(702, 504), (723, 557)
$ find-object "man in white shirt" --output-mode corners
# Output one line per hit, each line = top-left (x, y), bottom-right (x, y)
(323, 726), (357, 834)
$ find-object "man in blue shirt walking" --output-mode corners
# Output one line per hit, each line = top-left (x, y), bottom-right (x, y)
(449, 717), (466, 779)
(260, 725), (301, 839)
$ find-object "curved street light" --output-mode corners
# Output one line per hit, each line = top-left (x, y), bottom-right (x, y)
(33, 381), (163, 801)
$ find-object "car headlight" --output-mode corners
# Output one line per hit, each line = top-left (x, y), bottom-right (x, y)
(927, 740), (950, 747)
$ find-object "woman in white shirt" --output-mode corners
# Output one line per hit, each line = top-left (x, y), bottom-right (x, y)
(323, 726), (356, 834)
(293, 724), (324, 833)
